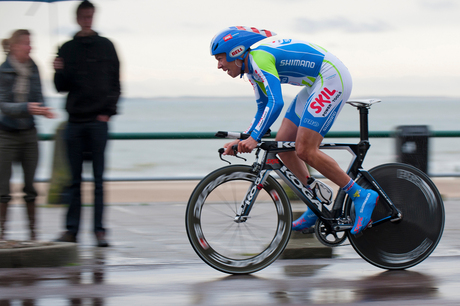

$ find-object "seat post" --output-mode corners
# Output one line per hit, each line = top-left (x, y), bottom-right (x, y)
(359, 106), (369, 141)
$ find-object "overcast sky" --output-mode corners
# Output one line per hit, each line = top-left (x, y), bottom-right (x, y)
(1, 0), (459, 99)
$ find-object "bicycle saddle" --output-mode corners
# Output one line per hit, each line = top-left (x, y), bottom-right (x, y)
(347, 99), (381, 108)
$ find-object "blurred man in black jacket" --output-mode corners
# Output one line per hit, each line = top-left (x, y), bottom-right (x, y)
(53, 0), (120, 247)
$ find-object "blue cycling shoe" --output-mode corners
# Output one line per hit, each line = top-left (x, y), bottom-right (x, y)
(351, 189), (379, 235)
(292, 209), (318, 231)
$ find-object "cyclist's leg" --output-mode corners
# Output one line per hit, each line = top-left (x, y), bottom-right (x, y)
(280, 92), (318, 231)
(281, 87), (343, 188)
(296, 128), (350, 187)
(276, 118), (310, 187)
(296, 54), (378, 234)
(297, 123), (378, 234)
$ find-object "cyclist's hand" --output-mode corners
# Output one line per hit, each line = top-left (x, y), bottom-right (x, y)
(223, 140), (240, 156)
(238, 137), (258, 153)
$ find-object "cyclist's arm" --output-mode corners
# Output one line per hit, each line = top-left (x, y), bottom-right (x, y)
(245, 59), (284, 141)
(243, 79), (268, 135)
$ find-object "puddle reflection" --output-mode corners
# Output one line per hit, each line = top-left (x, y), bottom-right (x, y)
(190, 263), (439, 305)
(0, 254), (443, 305)
(0, 300), (34, 306)
(69, 297), (104, 306)
(283, 264), (328, 277)
(0, 248), (107, 305)
(355, 270), (438, 301)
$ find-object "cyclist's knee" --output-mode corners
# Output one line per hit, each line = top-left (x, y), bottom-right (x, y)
(296, 146), (317, 165)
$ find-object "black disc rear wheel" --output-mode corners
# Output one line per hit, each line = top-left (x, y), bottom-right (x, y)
(346, 163), (444, 270)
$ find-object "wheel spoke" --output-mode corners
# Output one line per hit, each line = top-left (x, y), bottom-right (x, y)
(204, 203), (237, 219)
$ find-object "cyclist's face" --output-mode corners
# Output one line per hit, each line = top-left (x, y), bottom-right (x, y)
(215, 54), (240, 78)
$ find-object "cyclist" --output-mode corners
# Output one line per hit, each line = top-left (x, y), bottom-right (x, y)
(210, 26), (378, 234)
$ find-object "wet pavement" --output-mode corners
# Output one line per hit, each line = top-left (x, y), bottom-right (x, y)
(0, 196), (460, 305)
(1, 256), (460, 305)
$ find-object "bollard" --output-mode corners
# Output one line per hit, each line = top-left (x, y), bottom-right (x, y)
(47, 122), (71, 205)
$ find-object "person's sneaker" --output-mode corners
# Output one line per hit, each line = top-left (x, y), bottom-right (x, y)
(351, 189), (379, 235)
(55, 231), (77, 243)
(95, 232), (109, 247)
(292, 209), (318, 231)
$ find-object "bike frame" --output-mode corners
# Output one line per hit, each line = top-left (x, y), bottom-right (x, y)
(187, 99), (443, 274)
(233, 101), (401, 230)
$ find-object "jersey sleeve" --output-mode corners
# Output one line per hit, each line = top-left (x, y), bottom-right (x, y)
(245, 51), (284, 141)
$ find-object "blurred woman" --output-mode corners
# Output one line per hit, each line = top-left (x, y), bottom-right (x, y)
(0, 29), (54, 240)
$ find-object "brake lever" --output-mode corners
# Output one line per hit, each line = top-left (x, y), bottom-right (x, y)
(234, 154), (247, 162)
(231, 144), (247, 162)
(218, 148), (231, 165)
(218, 147), (247, 164)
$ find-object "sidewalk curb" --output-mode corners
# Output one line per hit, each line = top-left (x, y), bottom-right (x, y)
(281, 211), (333, 259)
(0, 242), (78, 268)
(281, 238), (333, 259)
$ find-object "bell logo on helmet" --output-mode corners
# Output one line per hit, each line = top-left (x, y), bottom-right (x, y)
(230, 45), (245, 58)
(223, 34), (233, 42)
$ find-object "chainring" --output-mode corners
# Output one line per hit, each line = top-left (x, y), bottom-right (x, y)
(314, 218), (348, 247)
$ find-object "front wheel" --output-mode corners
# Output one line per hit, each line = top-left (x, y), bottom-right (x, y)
(185, 165), (292, 274)
(346, 163), (445, 270)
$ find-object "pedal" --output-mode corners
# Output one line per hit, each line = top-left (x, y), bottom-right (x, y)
(301, 226), (315, 234)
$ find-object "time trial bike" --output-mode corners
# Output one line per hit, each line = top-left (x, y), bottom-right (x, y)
(185, 99), (445, 274)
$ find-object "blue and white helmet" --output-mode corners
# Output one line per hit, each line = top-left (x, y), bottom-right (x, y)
(210, 26), (276, 62)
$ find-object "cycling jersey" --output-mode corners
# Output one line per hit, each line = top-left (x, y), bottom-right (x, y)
(244, 39), (352, 140)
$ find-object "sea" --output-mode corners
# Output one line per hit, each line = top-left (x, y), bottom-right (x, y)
(15, 95), (460, 182)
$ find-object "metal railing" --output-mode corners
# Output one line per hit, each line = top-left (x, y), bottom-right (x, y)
(37, 130), (460, 141)
(37, 130), (460, 180)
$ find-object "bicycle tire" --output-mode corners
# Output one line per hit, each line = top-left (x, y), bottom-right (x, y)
(346, 163), (445, 270)
(185, 165), (292, 274)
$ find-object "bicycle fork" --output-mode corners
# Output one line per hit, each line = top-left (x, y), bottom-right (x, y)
(234, 170), (272, 223)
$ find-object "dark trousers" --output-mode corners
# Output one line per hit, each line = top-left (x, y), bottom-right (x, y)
(65, 121), (108, 236)
(0, 128), (38, 204)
